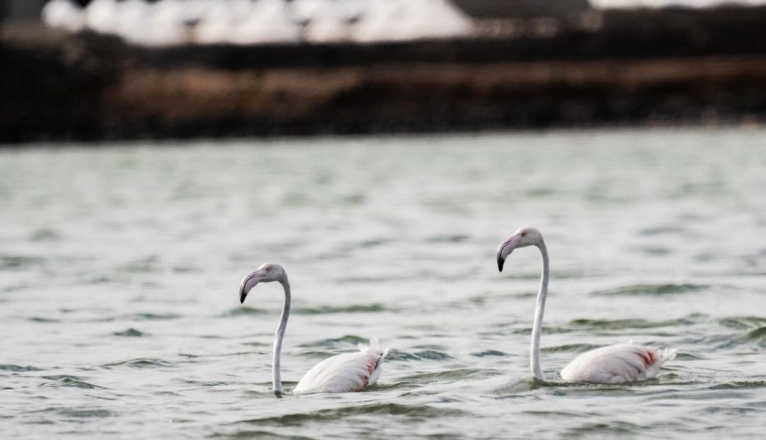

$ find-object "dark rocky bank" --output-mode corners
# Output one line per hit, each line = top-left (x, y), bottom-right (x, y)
(2, 6), (766, 144)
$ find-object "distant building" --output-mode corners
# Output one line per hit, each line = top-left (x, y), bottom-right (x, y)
(452, 0), (592, 19)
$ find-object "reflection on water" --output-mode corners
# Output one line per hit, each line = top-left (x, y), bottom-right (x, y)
(0, 128), (765, 439)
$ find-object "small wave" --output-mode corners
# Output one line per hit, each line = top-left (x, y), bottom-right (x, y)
(297, 350), (338, 359)
(468, 295), (486, 305)
(298, 335), (369, 348)
(40, 376), (104, 389)
(709, 381), (766, 390)
(0, 254), (44, 270)
(526, 187), (556, 197)
(638, 225), (688, 236)
(522, 409), (588, 418)
(293, 304), (386, 315)
(87, 276), (113, 285)
(102, 358), (174, 369)
(154, 391), (184, 397)
(541, 344), (602, 353)
(240, 388), (299, 399)
(0, 364), (42, 372)
(742, 327), (766, 344)
(57, 408), (113, 418)
(401, 368), (488, 384)
(333, 276), (397, 284)
(236, 403), (468, 427)
(568, 316), (697, 330)
(177, 353), (199, 359)
(471, 350), (508, 358)
(42, 374), (86, 380)
(678, 334), (741, 350)
(386, 349), (453, 361)
(426, 234), (470, 243)
(30, 228), (61, 242)
(688, 327), (766, 348)
(210, 429), (316, 440)
(180, 379), (229, 387)
(28, 317), (59, 323)
(591, 283), (707, 296)
(113, 328), (145, 337)
(674, 352), (706, 360)
(355, 238), (390, 248)
(509, 292), (538, 299)
(719, 316), (766, 330)
(241, 341), (270, 347)
(172, 266), (198, 273)
(496, 375), (672, 395)
(512, 326), (573, 335)
(493, 377), (550, 394)
(635, 246), (672, 255)
(125, 313), (181, 321)
(219, 307), (269, 317)
(364, 382), (420, 392)
(567, 421), (642, 436)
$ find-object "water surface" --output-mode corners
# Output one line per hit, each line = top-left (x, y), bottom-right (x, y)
(1, 129), (765, 439)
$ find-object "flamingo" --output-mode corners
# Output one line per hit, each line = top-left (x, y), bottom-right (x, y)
(239, 263), (388, 394)
(496, 227), (676, 384)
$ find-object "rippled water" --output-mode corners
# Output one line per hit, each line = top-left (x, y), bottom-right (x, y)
(1, 129), (765, 439)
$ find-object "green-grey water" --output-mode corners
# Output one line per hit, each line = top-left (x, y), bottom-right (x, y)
(1, 129), (765, 439)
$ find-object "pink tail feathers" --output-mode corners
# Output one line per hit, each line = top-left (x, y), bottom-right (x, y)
(655, 347), (677, 367)
(644, 346), (676, 379)
(358, 338), (389, 359)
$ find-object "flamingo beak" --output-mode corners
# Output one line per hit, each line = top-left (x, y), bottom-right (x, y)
(496, 234), (522, 272)
(239, 271), (263, 304)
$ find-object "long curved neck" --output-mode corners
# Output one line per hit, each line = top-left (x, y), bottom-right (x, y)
(272, 276), (291, 394)
(531, 241), (549, 381)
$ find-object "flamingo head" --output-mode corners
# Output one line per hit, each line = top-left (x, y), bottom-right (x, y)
(239, 263), (286, 304)
(496, 227), (544, 272)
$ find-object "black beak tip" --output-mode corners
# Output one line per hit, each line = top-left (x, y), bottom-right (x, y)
(239, 292), (247, 304)
(497, 256), (505, 272)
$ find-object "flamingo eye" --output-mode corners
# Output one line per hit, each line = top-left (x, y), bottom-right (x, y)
(521, 232), (527, 237)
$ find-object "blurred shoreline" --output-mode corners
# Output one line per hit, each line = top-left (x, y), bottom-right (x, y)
(2, 6), (766, 144)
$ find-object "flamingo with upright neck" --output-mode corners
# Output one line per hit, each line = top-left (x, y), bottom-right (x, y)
(239, 263), (388, 394)
(497, 227), (676, 384)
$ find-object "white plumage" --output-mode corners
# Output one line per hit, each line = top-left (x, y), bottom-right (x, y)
(239, 263), (388, 394)
(497, 227), (676, 384)
(560, 343), (676, 383)
(294, 339), (388, 394)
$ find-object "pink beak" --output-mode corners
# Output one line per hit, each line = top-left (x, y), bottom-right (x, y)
(239, 271), (263, 304)
(496, 234), (521, 272)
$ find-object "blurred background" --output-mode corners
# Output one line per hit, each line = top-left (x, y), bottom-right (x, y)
(1, 1), (765, 440)
(2, 0), (766, 140)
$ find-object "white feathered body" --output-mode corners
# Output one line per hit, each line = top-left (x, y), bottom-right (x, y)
(293, 339), (388, 394)
(560, 343), (676, 384)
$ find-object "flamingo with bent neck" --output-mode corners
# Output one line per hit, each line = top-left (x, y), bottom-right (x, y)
(496, 227), (676, 384)
(239, 263), (388, 394)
